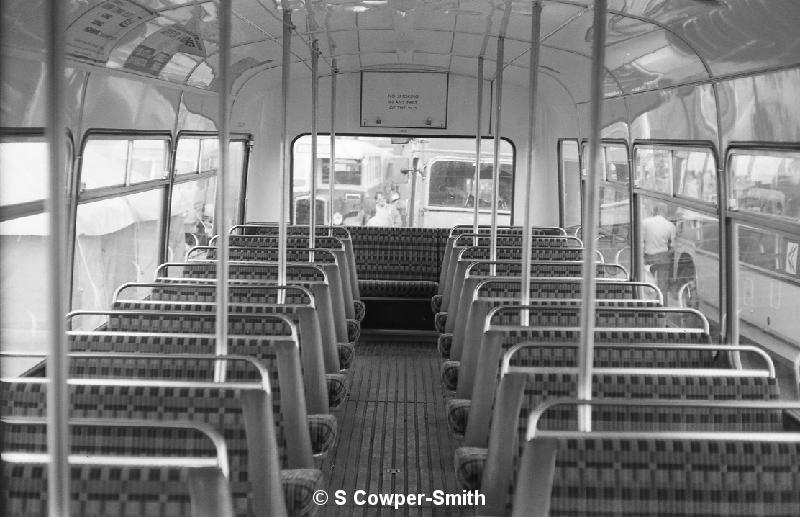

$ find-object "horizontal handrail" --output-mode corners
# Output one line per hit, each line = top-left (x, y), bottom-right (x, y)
(526, 398), (800, 440)
(154, 261), (328, 282)
(1, 416), (230, 478)
(473, 278), (662, 304)
(462, 259), (630, 279)
(112, 281), (314, 305)
(62, 327), (300, 349)
(186, 246), (337, 263)
(485, 304), (710, 333)
(502, 341), (776, 378)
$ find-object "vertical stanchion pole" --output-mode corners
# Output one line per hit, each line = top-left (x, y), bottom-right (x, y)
(214, 0), (232, 378)
(577, 0), (607, 432)
(278, 7), (292, 299)
(520, 1), (542, 326)
(44, 0), (69, 513)
(490, 36), (505, 272)
(310, 39), (319, 254)
(329, 61), (337, 228)
(473, 56), (484, 244)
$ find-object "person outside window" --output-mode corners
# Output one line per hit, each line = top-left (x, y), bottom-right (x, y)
(642, 204), (676, 298)
(366, 192), (401, 227)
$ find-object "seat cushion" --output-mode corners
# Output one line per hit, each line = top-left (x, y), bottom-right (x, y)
(337, 342), (355, 370)
(440, 360), (459, 391)
(446, 398), (471, 437)
(281, 468), (324, 517)
(346, 319), (360, 343)
(454, 446), (487, 491)
(307, 414), (338, 456)
(437, 333), (453, 359)
(359, 279), (439, 299)
(431, 294), (443, 314)
(353, 300), (366, 322)
(326, 373), (348, 409)
(434, 312), (447, 333)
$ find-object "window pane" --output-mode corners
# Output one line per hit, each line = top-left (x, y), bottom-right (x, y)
(129, 139), (168, 184)
(604, 145), (629, 183)
(736, 222), (800, 367)
(167, 177), (216, 261)
(293, 135), (513, 228)
(675, 148), (717, 204)
(200, 139), (219, 173)
(81, 139), (128, 190)
(598, 184), (630, 269)
(580, 143), (605, 179)
(560, 140), (581, 228)
(175, 138), (200, 175)
(729, 150), (800, 221)
(1, 212), (48, 375)
(0, 141), (48, 205)
(72, 189), (165, 328)
(226, 141), (246, 228)
(635, 146), (673, 194)
(639, 197), (721, 332)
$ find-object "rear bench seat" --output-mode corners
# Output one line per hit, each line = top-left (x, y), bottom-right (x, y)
(348, 226), (446, 299)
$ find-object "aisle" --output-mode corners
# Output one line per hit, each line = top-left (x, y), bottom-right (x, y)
(319, 334), (470, 517)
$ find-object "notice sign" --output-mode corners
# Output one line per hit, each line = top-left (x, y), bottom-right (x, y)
(361, 72), (448, 129)
(124, 24), (205, 76)
(66, 0), (157, 63)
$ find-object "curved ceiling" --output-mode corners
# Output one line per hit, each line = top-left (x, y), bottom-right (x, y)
(2, 0), (800, 98)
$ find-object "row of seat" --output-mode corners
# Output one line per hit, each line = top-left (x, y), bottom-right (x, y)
(431, 224), (800, 515)
(2, 224), (361, 517)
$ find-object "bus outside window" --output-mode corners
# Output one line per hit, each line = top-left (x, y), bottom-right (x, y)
(292, 135), (514, 228)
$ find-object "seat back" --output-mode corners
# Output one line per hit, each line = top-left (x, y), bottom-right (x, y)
(2, 417), (240, 517)
(464, 324), (714, 445)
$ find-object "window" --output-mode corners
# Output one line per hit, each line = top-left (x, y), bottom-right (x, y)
(72, 190), (164, 327)
(729, 149), (800, 221)
(166, 136), (248, 258)
(1, 136), (68, 373)
(604, 145), (629, 183)
(429, 162), (512, 211)
(559, 140), (580, 228)
(634, 144), (717, 202)
(80, 136), (169, 190)
(319, 158), (362, 185)
(0, 140), (48, 206)
(292, 135), (514, 228)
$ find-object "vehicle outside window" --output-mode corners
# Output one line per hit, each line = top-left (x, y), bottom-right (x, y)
(728, 148), (800, 360)
(292, 135), (514, 228)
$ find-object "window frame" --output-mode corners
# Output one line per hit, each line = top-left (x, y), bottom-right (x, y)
(288, 132), (517, 226)
(632, 140), (719, 208)
(725, 144), (800, 235)
(77, 130), (172, 201)
(0, 128), (74, 221)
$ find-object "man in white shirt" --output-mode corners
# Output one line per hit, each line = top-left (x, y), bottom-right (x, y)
(641, 205), (676, 298)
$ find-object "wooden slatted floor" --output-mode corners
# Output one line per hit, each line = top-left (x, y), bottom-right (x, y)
(319, 334), (472, 517)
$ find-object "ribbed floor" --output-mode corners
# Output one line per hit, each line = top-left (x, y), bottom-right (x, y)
(319, 335), (471, 517)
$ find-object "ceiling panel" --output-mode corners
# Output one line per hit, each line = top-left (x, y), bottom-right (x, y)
(356, 10), (393, 30)
(360, 51), (398, 67)
(359, 29), (398, 53)
(412, 52), (450, 69)
(413, 29), (454, 54)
